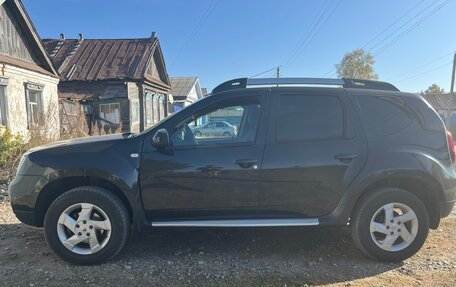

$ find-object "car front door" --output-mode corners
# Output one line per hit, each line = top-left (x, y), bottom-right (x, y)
(259, 87), (367, 218)
(140, 90), (268, 221)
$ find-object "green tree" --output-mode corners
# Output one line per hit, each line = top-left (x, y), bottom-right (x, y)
(421, 83), (445, 95)
(336, 49), (378, 80)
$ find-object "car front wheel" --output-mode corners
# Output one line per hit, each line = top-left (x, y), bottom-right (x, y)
(44, 186), (129, 265)
(351, 187), (429, 262)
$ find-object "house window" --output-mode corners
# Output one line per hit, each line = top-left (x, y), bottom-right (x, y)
(145, 93), (153, 127)
(153, 94), (159, 123)
(99, 103), (121, 124)
(0, 84), (7, 126)
(159, 95), (165, 120)
(25, 83), (44, 127)
(130, 99), (140, 123)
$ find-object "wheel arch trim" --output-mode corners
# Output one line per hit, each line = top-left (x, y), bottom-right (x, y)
(35, 175), (145, 228)
(319, 170), (444, 229)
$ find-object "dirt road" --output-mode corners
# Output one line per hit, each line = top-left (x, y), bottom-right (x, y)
(0, 194), (455, 286)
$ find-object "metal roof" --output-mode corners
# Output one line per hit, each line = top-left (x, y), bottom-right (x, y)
(422, 93), (456, 111)
(1, 0), (59, 77)
(42, 36), (171, 89)
(170, 77), (198, 100)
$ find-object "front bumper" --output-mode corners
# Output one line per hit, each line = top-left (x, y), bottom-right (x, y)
(8, 174), (48, 227)
(11, 205), (38, 226)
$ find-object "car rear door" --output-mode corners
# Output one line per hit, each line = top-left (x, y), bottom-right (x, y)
(140, 89), (269, 221)
(259, 87), (367, 218)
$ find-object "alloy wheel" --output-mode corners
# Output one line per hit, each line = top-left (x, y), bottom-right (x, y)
(369, 202), (418, 252)
(57, 203), (112, 255)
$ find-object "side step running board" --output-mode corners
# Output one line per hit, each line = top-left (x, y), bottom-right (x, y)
(150, 218), (319, 227)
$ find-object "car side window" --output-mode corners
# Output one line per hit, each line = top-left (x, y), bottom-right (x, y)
(171, 97), (262, 146)
(354, 95), (412, 136)
(277, 94), (344, 142)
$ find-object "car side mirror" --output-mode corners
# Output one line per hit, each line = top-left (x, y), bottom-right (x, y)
(152, 128), (170, 148)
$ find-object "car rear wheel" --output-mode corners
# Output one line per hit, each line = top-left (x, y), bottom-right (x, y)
(44, 186), (129, 265)
(351, 187), (429, 262)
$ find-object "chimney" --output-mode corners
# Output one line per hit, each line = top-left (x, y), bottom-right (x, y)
(150, 32), (156, 41)
(78, 33), (84, 41)
(50, 33), (66, 58)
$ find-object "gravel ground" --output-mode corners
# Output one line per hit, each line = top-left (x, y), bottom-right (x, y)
(0, 184), (8, 202)
(0, 184), (455, 287)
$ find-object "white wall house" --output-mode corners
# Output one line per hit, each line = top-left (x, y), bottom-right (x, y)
(169, 77), (204, 113)
(0, 0), (60, 137)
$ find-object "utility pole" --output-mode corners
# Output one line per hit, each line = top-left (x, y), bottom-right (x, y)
(276, 66), (280, 78)
(450, 53), (456, 127)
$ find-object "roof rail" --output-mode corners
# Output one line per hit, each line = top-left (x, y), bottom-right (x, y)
(342, 78), (399, 91)
(211, 77), (399, 94)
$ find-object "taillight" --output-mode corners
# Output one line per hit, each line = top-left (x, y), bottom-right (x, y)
(446, 130), (456, 163)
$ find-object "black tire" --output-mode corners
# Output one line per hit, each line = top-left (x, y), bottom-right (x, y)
(223, 132), (231, 137)
(194, 131), (202, 137)
(44, 186), (129, 265)
(351, 187), (429, 262)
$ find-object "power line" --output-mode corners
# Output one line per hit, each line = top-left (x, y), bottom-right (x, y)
(288, 0), (342, 69)
(321, 0), (444, 78)
(284, 0), (341, 69)
(373, 0), (449, 56)
(367, 0), (440, 53)
(250, 66), (280, 78)
(361, 0), (427, 51)
(395, 61), (453, 83)
(250, 0), (336, 80)
(282, 0), (341, 70)
(322, 67), (336, 78)
(169, 0), (220, 69)
(281, 0), (333, 68)
(385, 50), (455, 81)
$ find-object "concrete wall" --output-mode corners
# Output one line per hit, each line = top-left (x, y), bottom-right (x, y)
(1, 64), (59, 138)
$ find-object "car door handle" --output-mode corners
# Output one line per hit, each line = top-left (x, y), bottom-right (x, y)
(234, 159), (258, 169)
(335, 154), (358, 163)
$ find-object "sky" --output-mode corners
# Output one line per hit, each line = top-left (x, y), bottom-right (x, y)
(23, 0), (456, 93)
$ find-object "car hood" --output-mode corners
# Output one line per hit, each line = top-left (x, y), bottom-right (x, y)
(26, 134), (131, 154)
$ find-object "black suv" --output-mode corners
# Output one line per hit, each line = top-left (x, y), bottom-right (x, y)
(9, 77), (456, 265)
